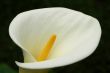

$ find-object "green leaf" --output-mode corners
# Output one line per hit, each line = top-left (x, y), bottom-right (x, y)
(0, 64), (17, 73)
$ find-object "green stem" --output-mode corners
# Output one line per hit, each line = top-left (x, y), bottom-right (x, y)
(19, 67), (49, 73)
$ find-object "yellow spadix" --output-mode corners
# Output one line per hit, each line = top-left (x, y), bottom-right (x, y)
(37, 34), (56, 61)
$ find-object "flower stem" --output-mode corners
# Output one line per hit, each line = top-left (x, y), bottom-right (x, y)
(19, 67), (49, 73)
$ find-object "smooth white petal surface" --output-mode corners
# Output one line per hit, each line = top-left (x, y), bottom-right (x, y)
(9, 7), (101, 69)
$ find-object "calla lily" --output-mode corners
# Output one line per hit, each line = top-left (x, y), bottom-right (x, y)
(9, 7), (101, 73)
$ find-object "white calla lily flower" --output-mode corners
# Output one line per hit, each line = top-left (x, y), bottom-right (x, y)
(9, 7), (101, 73)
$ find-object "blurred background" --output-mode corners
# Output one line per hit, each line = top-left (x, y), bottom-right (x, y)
(0, 0), (109, 73)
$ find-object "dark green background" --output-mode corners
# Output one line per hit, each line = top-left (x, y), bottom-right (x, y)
(0, 0), (109, 73)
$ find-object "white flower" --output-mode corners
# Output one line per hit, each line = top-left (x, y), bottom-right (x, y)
(9, 7), (101, 73)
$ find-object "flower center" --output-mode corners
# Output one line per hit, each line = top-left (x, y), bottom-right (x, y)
(37, 34), (56, 61)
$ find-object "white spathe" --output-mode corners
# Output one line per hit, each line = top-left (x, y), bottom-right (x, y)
(9, 7), (101, 69)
